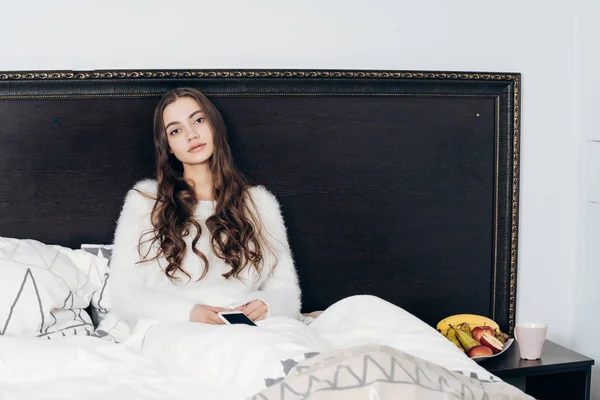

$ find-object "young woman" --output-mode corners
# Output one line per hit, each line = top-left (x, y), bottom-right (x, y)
(109, 87), (301, 328)
(108, 87), (497, 398)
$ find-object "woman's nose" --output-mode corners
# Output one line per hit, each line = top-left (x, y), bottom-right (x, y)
(187, 129), (199, 141)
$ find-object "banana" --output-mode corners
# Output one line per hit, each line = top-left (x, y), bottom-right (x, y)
(436, 314), (499, 336)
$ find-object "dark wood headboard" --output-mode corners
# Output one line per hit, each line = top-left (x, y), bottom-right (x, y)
(0, 70), (521, 333)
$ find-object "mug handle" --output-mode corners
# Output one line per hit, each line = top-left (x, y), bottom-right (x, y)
(514, 329), (518, 342)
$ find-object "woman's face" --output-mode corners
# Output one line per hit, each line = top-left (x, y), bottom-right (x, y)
(163, 96), (215, 167)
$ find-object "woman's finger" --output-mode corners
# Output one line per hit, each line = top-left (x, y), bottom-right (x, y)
(207, 305), (229, 313)
(211, 313), (225, 324)
(255, 311), (267, 321)
(246, 305), (260, 315)
(247, 308), (263, 321)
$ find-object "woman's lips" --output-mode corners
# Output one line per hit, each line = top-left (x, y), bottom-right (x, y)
(188, 144), (206, 153)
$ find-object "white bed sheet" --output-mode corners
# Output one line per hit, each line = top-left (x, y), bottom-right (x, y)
(0, 335), (225, 400)
(0, 296), (504, 400)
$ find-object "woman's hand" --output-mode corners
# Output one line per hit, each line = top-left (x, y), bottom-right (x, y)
(189, 304), (229, 324)
(235, 299), (268, 321)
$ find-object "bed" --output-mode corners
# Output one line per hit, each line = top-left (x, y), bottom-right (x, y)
(0, 69), (527, 399)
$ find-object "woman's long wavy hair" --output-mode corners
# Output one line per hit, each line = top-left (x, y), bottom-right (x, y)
(138, 88), (269, 281)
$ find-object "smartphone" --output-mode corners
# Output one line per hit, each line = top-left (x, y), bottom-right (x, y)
(218, 311), (257, 326)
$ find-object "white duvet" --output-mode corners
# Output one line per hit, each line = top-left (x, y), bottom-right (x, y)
(0, 296), (503, 400)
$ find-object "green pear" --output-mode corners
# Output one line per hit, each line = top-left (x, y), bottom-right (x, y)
(455, 328), (481, 352)
(446, 327), (461, 346)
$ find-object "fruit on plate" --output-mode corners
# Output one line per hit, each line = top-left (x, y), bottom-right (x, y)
(454, 328), (482, 352)
(456, 322), (473, 338)
(467, 345), (494, 358)
(437, 314), (511, 359)
(495, 328), (509, 344)
(436, 314), (499, 337)
(472, 325), (495, 342)
(445, 327), (465, 353)
(480, 333), (504, 354)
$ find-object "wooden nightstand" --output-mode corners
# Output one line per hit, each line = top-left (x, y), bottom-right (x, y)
(481, 340), (594, 400)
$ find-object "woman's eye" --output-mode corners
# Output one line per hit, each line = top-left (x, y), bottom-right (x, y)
(194, 117), (204, 124)
(169, 128), (180, 135)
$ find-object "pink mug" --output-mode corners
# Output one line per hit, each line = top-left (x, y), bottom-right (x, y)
(515, 322), (547, 360)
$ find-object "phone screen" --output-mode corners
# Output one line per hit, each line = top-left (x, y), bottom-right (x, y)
(219, 312), (257, 326)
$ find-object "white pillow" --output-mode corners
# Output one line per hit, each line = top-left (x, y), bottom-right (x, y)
(0, 237), (109, 339)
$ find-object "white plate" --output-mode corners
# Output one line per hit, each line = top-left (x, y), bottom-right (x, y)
(472, 338), (514, 362)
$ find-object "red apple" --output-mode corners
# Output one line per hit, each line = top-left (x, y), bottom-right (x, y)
(467, 345), (493, 358)
(472, 325), (495, 342)
(480, 333), (504, 354)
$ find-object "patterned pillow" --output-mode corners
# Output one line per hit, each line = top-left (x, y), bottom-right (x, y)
(80, 244), (113, 327)
(0, 237), (105, 339)
(81, 244), (113, 260)
(80, 244), (130, 342)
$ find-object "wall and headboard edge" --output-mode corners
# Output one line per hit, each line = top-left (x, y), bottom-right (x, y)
(0, 69), (521, 333)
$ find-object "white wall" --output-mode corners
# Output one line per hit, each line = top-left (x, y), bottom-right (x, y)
(1, 0), (595, 392)
(572, 0), (600, 398)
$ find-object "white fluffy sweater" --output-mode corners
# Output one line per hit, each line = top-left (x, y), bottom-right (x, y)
(108, 179), (302, 326)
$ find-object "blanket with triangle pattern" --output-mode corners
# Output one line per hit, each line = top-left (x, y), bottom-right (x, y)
(253, 344), (534, 400)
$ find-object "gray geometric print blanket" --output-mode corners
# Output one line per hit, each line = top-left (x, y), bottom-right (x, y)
(253, 344), (534, 400)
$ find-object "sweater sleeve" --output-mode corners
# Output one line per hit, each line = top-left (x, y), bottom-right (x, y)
(108, 183), (196, 325)
(240, 187), (302, 319)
